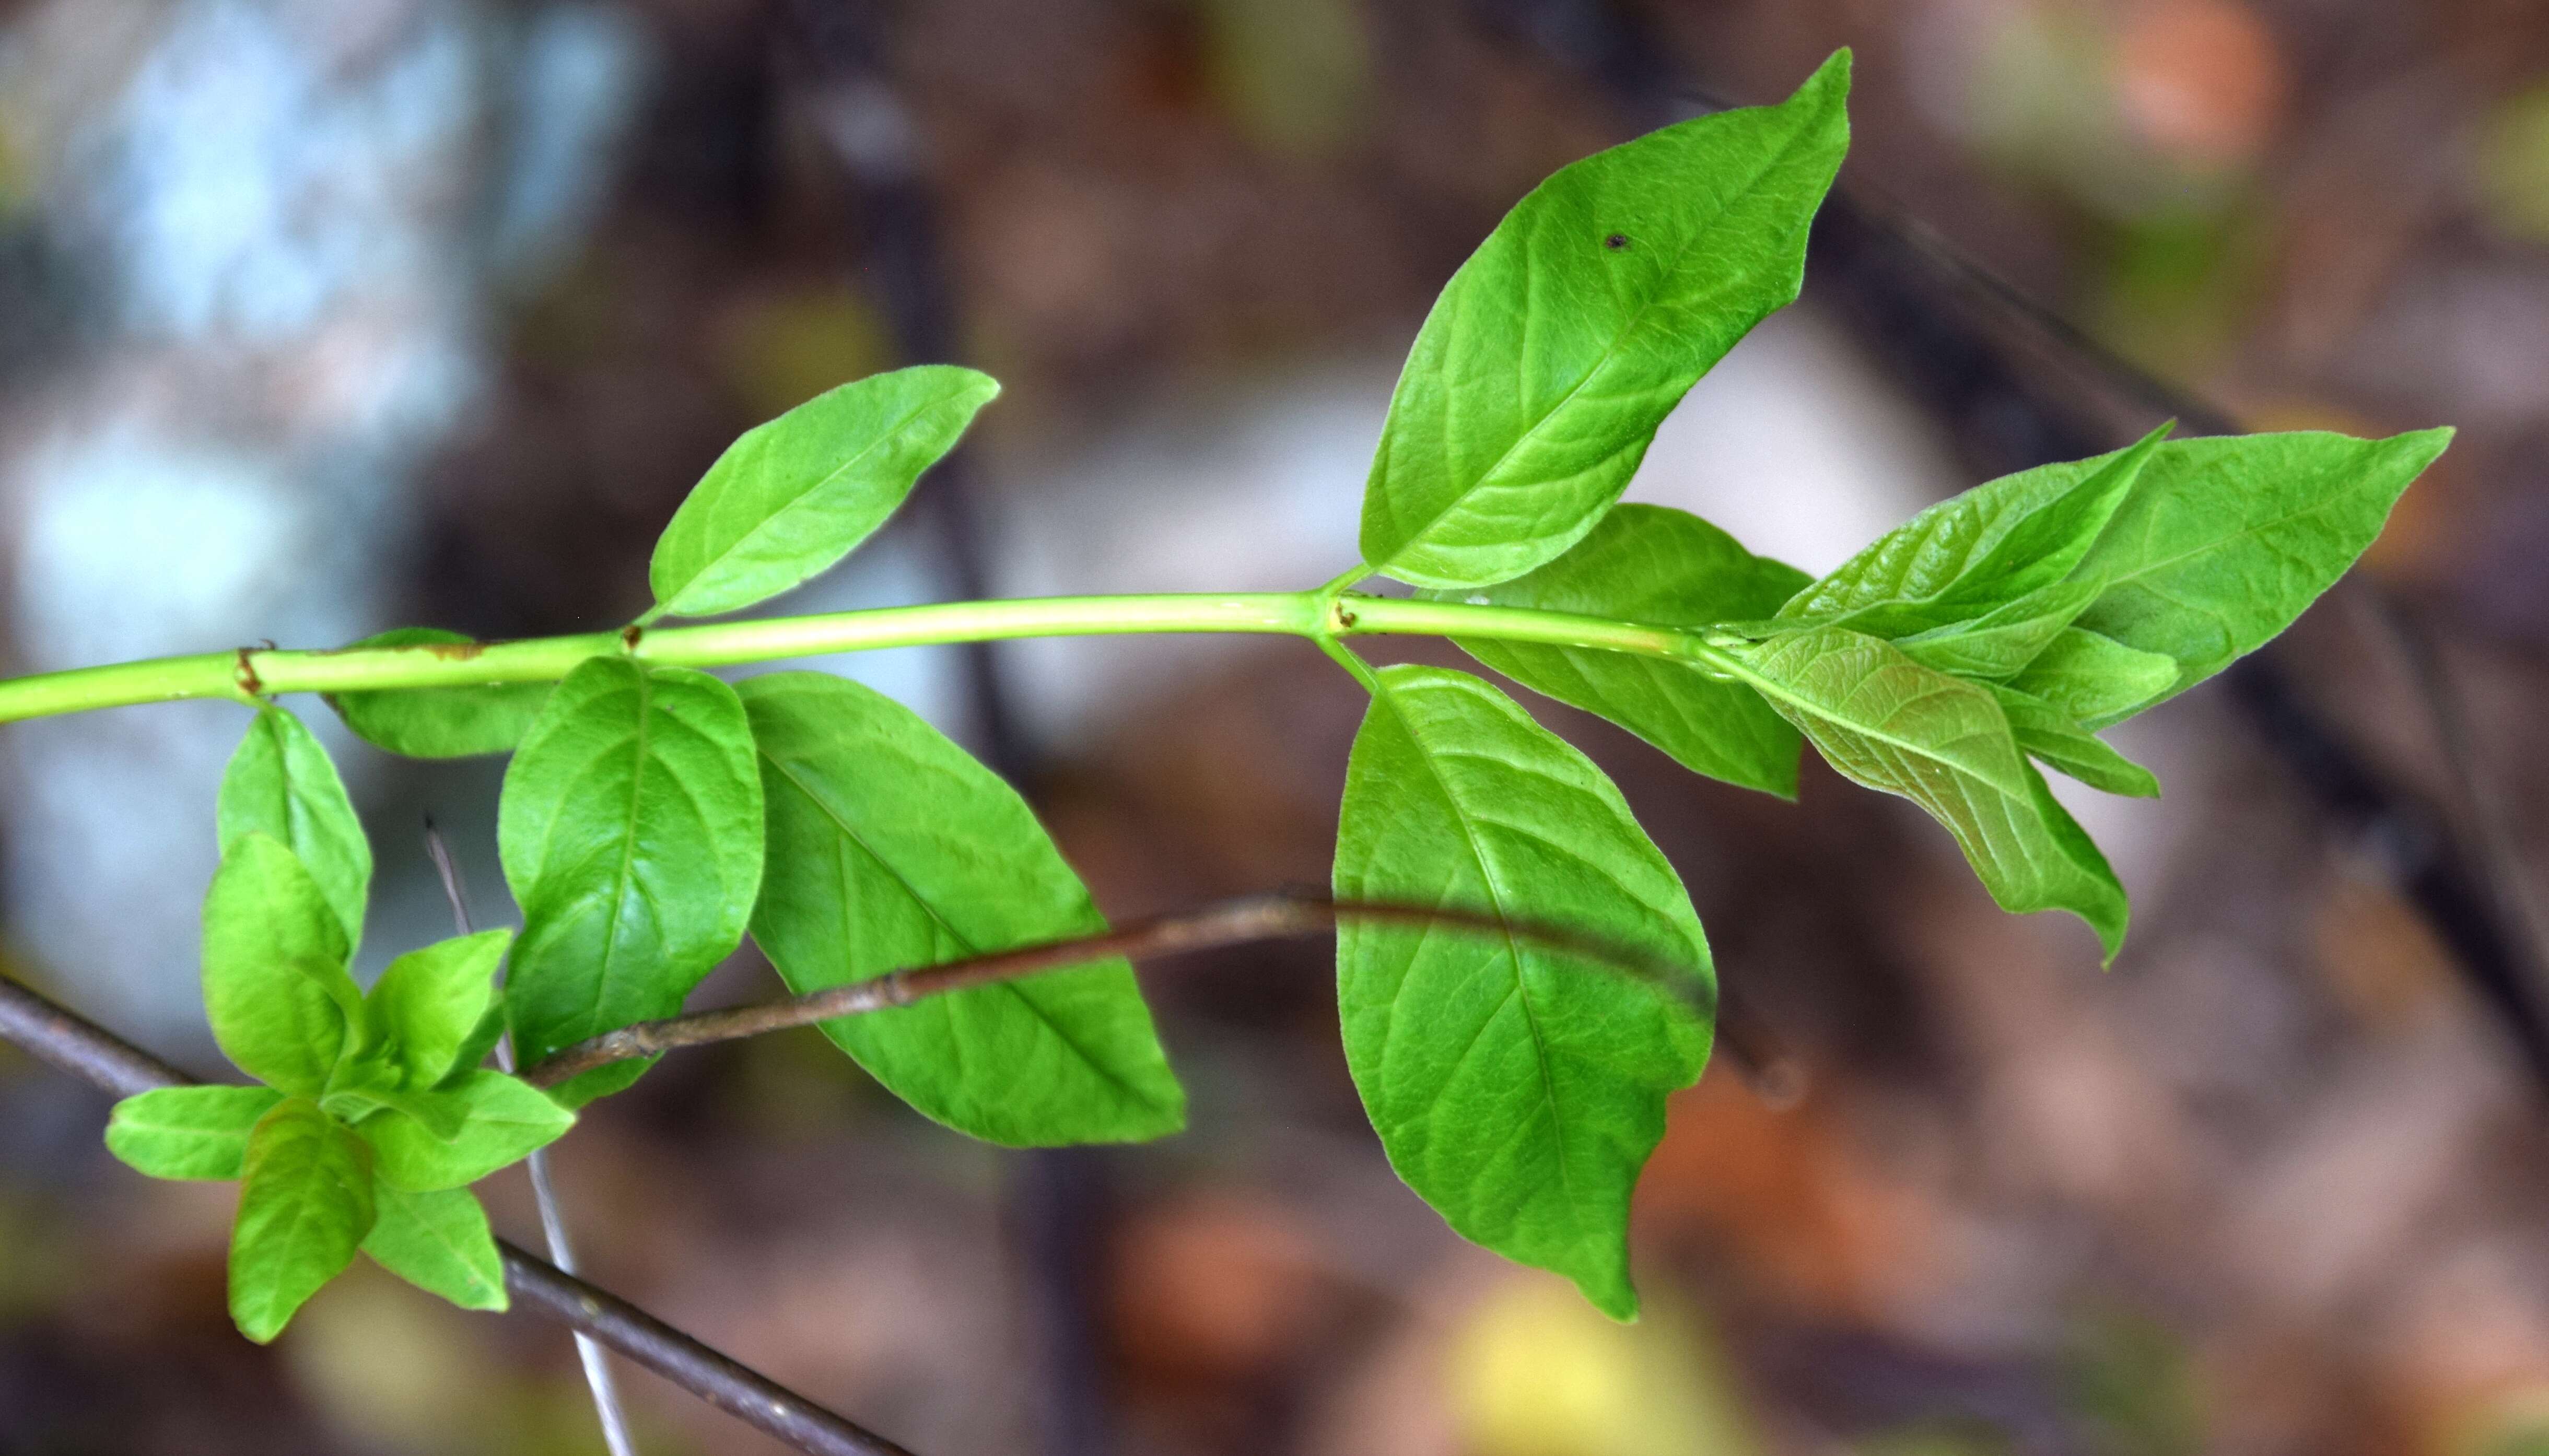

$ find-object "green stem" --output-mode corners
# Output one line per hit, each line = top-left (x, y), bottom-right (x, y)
(0, 591), (1751, 724)
(1312, 633), (1384, 693)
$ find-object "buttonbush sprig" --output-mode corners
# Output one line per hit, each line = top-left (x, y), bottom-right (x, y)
(6, 48), (2449, 1335)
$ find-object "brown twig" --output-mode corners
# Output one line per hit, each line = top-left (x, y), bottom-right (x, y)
(2365, 592), (2549, 1023)
(0, 971), (916, 1456)
(521, 894), (1763, 1091)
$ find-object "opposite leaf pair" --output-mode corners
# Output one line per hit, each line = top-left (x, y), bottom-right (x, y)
(498, 659), (1185, 1143)
(106, 711), (574, 1341)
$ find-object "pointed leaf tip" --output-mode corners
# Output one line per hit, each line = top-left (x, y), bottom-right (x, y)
(649, 365), (1000, 618)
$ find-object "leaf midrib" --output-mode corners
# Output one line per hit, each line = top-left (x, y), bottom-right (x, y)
(1382, 685), (1589, 1246)
(242, 1122), (352, 1326)
(763, 750), (1163, 1114)
(663, 386), (955, 609)
(377, 1189), (497, 1304)
(2090, 483), (2381, 600)
(1727, 640), (2027, 798)
(582, 670), (653, 1049)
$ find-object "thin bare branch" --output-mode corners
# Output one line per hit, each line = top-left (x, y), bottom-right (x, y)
(0, 971), (916, 1456)
(2366, 594), (2549, 1007)
(521, 894), (1775, 1093)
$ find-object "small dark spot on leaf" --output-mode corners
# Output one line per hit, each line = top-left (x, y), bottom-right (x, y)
(1604, 233), (1631, 252)
(620, 624), (645, 650)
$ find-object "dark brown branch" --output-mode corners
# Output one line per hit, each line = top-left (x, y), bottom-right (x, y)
(498, 1258), (911, 1455)
(0, 972), (916, 1456)
(522, 894), (1783, 1094)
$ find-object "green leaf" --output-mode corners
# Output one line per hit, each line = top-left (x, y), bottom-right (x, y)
(229, 1098), (375, 1343)
(1422, 503), (1811, 796)
(1722, 627), (2129, 958)
(364, 930), (511, 1089)
(437, 1004), (509, 1090)
(333, 1082), (470, 1142)
(1357, 53), (1850, 589)
(649, 365), (1001, 618)
(1893, 577), (2103, 680)
(364, 1184), (507, 1312)
(2006, 628), (2179, 725)
(323, 628), (554, 759)
(1992, 686), (2160, 798)
(738, 672), (1184, 1146)
(218, 707), (370, 948)
(104, 1085), (284, 1181)
(202, 834), (361, 1096)
(358, 1070), (574, 1191)
(2067, 428), (2453, 718)
(499, 657), (764, 1106)
(1332, 665), (1713, 1320)
(1782, 424), (2172, 635)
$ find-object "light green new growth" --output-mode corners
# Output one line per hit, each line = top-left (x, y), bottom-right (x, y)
(218, 707), (373, 946)
(108, 735), (572, 1339)
(230, 1098), (375, 1344)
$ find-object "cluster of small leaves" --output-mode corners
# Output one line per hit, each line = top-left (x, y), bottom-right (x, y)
(122, 349), (1184, 1341)
(106, 710), (568, 1340)
(101, 47), (2450, 1340)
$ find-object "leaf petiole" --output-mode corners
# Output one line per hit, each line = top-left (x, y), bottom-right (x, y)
(1313, 633), (1383, 693)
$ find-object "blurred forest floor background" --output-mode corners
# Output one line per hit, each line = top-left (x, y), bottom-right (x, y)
(5, 1), (2549, 1453)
